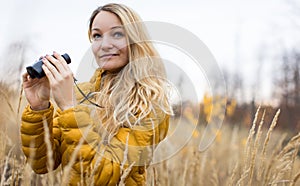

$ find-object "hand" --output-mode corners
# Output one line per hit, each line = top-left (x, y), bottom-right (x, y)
(42, 51), (75, 111)
(22, 73), (50, 110)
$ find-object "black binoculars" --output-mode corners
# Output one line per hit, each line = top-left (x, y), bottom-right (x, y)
(26, 53), (71, 79)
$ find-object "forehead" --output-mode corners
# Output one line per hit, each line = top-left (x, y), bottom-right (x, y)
(92, 10), (123, 31)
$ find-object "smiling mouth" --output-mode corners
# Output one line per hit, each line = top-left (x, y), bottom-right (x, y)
(100, 54), (119, 59)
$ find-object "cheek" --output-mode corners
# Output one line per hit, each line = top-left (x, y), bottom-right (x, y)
(121, 47), (129, 62)
(91, 43), (99, 56)
(116, 39), (128, 51)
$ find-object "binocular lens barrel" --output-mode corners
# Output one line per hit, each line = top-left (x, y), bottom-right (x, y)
(26, 53), (71, 79)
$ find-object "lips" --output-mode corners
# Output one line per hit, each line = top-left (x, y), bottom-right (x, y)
(100, 54), (119, 59)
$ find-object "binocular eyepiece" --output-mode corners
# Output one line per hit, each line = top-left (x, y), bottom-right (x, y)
(26, 53), (71, 79)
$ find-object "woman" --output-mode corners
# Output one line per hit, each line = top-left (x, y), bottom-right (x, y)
(21, 3), (172, 185)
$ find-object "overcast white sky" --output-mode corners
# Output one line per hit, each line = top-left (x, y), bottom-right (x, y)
(0, 0), (299, 103)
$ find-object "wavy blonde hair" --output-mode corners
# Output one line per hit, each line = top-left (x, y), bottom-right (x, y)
(88, 3), (173, 137)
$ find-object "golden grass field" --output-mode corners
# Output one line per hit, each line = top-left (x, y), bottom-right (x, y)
(0, 77), (299, 185)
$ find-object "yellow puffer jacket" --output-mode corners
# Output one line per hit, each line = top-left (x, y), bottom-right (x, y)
(21, 69), (170, 185)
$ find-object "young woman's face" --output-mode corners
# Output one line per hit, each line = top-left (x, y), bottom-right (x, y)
(90, 11), (129, 72)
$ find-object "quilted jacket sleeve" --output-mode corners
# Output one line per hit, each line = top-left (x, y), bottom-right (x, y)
(21, 103), (62, 174)
(58, 105), (169, 185)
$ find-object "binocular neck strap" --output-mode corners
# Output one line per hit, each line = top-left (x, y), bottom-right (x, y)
(73, 77), (104, 108)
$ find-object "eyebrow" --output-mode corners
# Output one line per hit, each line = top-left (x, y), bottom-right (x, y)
(92, 25), (124, 32)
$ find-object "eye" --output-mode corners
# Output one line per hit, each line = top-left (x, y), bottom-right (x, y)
(113, 31), (124, 38)
(91, 33), (102, 41)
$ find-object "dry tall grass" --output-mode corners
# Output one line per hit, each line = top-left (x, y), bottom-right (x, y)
(0, 47), (299, 185)
(147, 109), (300, 186)
(2, 84), (299, 186)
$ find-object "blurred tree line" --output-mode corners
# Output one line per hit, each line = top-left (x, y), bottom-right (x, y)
(174, 47), (300, 133)
(273, 49), (300, 131)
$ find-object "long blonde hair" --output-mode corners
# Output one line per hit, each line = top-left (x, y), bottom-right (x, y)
(88, 3), (173, 137)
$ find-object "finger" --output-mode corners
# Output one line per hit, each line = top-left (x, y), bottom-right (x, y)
(42, 57), (62, 80)
(53, 51), (73, 79)
(42, 64), (56, 85)
(22, 72), (36, 82)
(22, 72), (29, 82)
(53, 51), (69, 71)
(45, 54), (66, 74)
(22, 72), (40, 89)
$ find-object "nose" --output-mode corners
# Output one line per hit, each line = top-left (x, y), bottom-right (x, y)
(100, 34), (113, 51)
